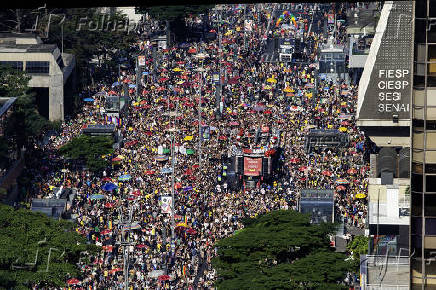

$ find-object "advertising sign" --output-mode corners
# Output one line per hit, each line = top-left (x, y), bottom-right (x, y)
(357, 1), (413, 120)
(244, 157), (262, 176)
(138, 55), (146, 67)
(160, 195), (172, 214)
(327, 14), (335, 24)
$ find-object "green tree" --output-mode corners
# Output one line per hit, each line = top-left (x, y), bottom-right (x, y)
(136, 5), (213, 42)
(0, 65), (31, 98)
(0, 203), (98, 289)
(59, 134), (114, 172)
(212, 210), (351, 289)
(346, 235), (369, 271)
(42, 8), (136, 88)
(0, 65), (54, 149)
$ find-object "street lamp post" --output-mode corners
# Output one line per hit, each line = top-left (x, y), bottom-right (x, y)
(194, 53), (208, 171)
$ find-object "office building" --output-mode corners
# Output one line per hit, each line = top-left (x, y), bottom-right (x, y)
(0, 33), (76, 121)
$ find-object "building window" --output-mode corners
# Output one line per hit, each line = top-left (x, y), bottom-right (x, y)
(0, 61), (23, 71)
(25, 61), (49, 74)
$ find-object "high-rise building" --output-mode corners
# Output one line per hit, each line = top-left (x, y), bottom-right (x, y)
(356, 1), (413, 288)
(358, 0), (436, 288)
(411, 0), (436, 288)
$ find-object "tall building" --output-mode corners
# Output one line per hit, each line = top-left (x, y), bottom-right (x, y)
(0, 33), (76, 121)
(356, 1), (413, 289)
(357, 0), (436, 288)
(411, 0), (436, 288)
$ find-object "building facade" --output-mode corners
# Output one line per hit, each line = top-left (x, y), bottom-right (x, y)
(411, 0), (436, 288)
(0, 33), (76, 121)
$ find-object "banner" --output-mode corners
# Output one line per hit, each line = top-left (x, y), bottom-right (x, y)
(243, 157), (262, 176)
(160, 195), (172, 214)
(138, 55), (146, 66)
(244, 19), (253, 32)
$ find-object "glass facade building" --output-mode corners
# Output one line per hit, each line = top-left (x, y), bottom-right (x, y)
(412, 0), (436, 288)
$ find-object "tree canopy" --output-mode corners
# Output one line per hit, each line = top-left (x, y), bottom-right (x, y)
(59, 134), (114, 172)
(136, 5), (213, 22)
(0, 65), (53, 149)
(212, 210), (351, 289)
(0, 203), (98, 289)
(346, 235), (369, 271)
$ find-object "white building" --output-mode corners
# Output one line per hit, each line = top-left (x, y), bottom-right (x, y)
(0, 33), (76, 121)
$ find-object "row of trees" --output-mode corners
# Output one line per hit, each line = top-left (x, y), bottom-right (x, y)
(0, 203), (97, 289)
(212, 210), (353, 289)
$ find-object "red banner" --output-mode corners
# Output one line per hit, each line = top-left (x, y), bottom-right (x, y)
(244, 157), (262, 176)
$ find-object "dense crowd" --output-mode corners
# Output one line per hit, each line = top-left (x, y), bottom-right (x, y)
(26, 3), (369, 289)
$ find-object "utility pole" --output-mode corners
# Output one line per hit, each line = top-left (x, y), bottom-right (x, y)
(244, 4), (247, 50)
(136, 56), (139, 101)
(217, 8), (223, 110)
(119, 206), (134, 290)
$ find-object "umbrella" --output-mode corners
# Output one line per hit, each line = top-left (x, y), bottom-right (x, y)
(148, 270), (165, 278)
(102, 183), (117, 191)
(183, 186), (193, 192)
(188, 48), (197, 54)
(186, 149), (195, 155)
(283, 87), (292, 93)
(186, 228), (197, 235)
(104, 202), (114, 208)
(290, 158), (300, 164)
(178, 42), (190, 48)
(101, 177), (112, 182)
(176, 222), (188, 228)
(131, 190), (141, 196)
(67, 278), (80, 286)
(161, 167), (173, 174)
(89, 194), (105, 200)
(339, 127), (347, 132)
(229, 121), (239, 126)
(299, 166), (307, 172)
(267, 77), (277, 84)
(112, 82), (120, 87)
(263, 85), (272, 90)
(218, 135), (228, 141)
(159, 77), (169, 82)
(94, 91), (107, 97)
(158, 275), (171, 281)
(83, 98), (95, 102)
(100, 229), (112, 235)
(322, 170), (332, 177)
(109, 268), (122, 274)
(155, 155), (169, 162)
(253, 105), (265, 112)
(356, 193), (366, 199)
(145, 170), (155, 175)
(336, 179), (349, 184)
(118, 174), (131, 181)
(336, 185), (346, 191)
(347, 168), (358, 175)
(128, 84), (136, 88)
(136, 244), (147, 248)
(264, 110), (272, 114)
(172, 67), (183, 72)
(175, 182), (182, 189)
(102, 245), (113, 252)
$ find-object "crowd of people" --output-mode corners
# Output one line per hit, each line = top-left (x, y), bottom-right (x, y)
(24, 3), (369, 289)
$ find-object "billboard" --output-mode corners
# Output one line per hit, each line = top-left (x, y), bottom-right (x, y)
(357, 1), (413, 120)
(159, 195), (172, 214)
(243, 157), (262, 176)
(138, 55), (146, 66)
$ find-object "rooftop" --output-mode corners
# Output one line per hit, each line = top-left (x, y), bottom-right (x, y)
(0, 43), (57, 53)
